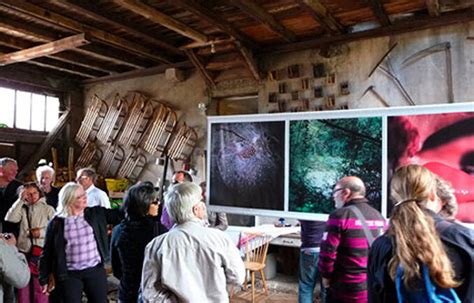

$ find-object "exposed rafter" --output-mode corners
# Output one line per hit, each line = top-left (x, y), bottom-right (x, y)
(299, 0), (344, 34)
(229, 0), (297, 42)
(235, 41), (260, 81)
(185, 49), (215, 88)
(114, 0), (208, 43)
(0, 33), (90, 65)
(0, 18), (147, 70)
(171, 0), (257, 48)
(366, 0), (391, 26)
(0, 0), (172, 63)
(48, 0), (182, 55)
(0, 32), (115, 74)
(426, 0), (440, 17)
(264, 9), (474, 54)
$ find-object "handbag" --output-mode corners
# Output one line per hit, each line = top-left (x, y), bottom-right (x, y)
(23, 205), (43, 261)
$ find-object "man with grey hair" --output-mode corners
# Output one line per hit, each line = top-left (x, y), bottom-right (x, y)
(318, 176), (386, 303)
(36, 165), (61, 209)
(75, 167), (110, 208)
(0, 157), (22, 234)
(141, 182), (245, 302)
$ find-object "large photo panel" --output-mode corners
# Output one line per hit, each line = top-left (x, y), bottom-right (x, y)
(289, 117), (383, 214)
(209, 121), (285, 210)
(388, 111), (474, 223)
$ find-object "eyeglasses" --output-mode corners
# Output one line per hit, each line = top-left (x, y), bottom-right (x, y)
(332, 187), (346, 195)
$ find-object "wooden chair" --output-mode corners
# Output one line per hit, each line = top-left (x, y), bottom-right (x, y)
(235, 232), (272, 302)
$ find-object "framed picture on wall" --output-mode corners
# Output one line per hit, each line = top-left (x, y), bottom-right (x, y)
(289, 117), (382, 214)
(209, 121), (285, 211)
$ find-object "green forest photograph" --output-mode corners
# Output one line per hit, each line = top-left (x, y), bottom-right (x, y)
(289, 117), (382, 214)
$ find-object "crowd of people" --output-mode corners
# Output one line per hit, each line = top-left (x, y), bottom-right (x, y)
(1, 155), (473, 303)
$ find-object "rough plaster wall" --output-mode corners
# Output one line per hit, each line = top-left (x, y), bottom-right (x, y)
(83, 71), (208, 185)
(260, 21), (474, 111)
(83, 21), (474, 186)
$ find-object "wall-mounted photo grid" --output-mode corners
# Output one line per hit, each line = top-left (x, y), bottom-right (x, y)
(207, 103), (473, 223)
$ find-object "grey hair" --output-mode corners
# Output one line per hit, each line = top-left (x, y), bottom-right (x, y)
(0, 157), (17, 168)
(164, 182), (202, 224)
(77, 167), (97, 182)
(36, 165), (55, 182)
(436, 177), (458, 221)
(57, 182), (82, 217)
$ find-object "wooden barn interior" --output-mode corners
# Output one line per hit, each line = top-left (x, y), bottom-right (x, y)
(0, 0), (473, 301)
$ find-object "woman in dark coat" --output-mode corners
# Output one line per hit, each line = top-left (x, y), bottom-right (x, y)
(110, 182), (159, 303)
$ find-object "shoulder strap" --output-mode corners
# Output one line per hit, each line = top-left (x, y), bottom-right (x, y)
(23, 204), (35, 247)
(348, 205), (375, 247)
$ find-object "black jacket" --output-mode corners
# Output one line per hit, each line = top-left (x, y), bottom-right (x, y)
(0, 179), (22, 235)
(111, 217), (156, 302)
(38, 206), (122, 285)
(368, 211), (474, 303)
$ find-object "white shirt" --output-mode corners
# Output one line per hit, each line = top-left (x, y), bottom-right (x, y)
(141, 220), (245, 303)
(85, 184), (110, 208)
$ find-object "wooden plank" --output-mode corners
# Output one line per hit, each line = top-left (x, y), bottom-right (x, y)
(264, 10), (474, 54)
(299, 0), (344, 34)
(426, 0), (440, 16)
(18, 109), (71, 179)
(0, 32), (114, 74)
(171, 0), (257, 48)
(367, 0), (391, 26)
(23, 58), (101, 78)
(185, 49), (215, 87)
(229, 0), (297, 42)
(0, 33), (90, 65)
(0, 18), (148, 69)
(114, 0), (208, 43)
(82, 61), (193, 85)
(0, 0), (172, 63)
(235, 42), (260, 81)
(49, 0), (182, 55)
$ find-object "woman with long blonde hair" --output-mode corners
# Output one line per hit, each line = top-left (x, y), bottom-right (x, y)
(368, 165), (473, 303)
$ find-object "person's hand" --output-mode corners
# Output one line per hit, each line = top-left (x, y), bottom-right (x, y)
(322, 277), (331, 289)
(148, 203), (159, 217)
(30, 228), (41, 239)
(0, 233), (16, 246)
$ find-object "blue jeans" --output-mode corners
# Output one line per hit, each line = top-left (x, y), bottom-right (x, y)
(298, 250), (326, 303)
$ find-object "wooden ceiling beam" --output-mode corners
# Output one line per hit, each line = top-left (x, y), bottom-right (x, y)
(0, 32), (116, 74)
(0, 18), (148, 68)
(264, 9), (474, 54)
(426, 0), (440, 17)
(171, 0), (257, 48)
(48, 0), (182, 55)
(0, 0), (172, 64)
(235, 42), (260, 81)
(0, 33), (90, 65)
(114, 0), (208, 43)
(19, 58), (98, 78)
(299, 0), (344, 34)
(82, 61), (193, 85)
(366, 0), (391, 26)
(185, 49), (215, 88)
(230, 0), (297, 42)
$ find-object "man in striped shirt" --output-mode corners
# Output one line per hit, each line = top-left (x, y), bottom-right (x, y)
(318, 176), (386, 303)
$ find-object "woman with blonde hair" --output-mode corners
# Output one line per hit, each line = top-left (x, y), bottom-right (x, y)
(368, 165), (473, 303)
(38, 182), (122, 302)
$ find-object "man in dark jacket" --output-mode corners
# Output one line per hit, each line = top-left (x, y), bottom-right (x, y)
(0, 157), (22, 235)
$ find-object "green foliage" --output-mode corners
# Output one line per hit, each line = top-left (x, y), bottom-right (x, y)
(289, 117), (382, 214)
